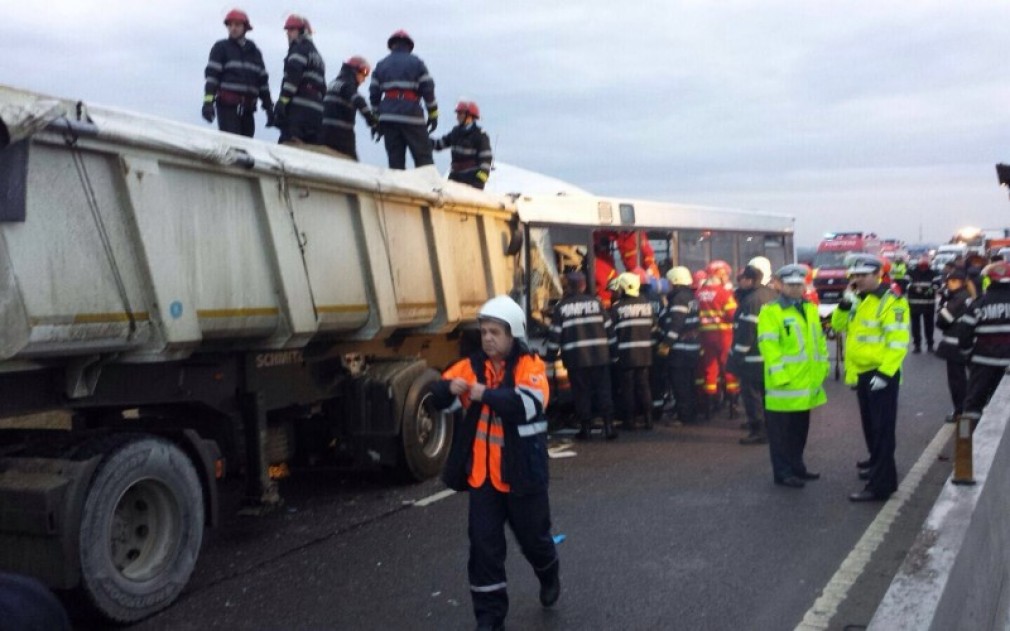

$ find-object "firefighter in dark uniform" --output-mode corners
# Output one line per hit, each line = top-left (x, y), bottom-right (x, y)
(321, 56), (379, 160)
(430, 296), (560, 631)
(202, 9), (274, 137)
(274, 15), (325, 144)
(369, 30), (438, 169)
(935, 268), (972, 423)
(546, 272), (616, 439)
(661, 266), (701, 424)
(906, 257), (937, 352)
(643, 276), (668, 419)
(959, 262), (1010, 429)
(432, 101), (494, 189)
(610, 272), (657, 430)
(729, 264), (779, 444)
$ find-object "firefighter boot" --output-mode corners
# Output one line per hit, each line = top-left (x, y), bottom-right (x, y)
(603, 418), (618, 440)
(575, 419), (591, 440)
(643, 412), (653, 430)
(537, 559), (561, 608)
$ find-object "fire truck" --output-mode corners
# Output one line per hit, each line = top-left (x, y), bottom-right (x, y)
(811, 232), (881, 303)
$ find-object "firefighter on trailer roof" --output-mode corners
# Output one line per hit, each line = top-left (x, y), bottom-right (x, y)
(432, 101), (493, 189)
(202, 9), (274, 137)
(274, 15), (326, 144)
(321, 56), (379, 161)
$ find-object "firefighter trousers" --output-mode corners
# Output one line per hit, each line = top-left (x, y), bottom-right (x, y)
(856, 370), (900, 497)
(618, 366), (652, 426)
(962, 363), (1007, 423)
(216, 103), (255, 137)
(380, 122), (433, 169)
(468, 482), (557, 627)
(569, 365), (613, 425)
(737, 363), (765, 435)
(909, 305), (935, 350)
(945, 360), (968, 416)
(668, 354), (698, 423)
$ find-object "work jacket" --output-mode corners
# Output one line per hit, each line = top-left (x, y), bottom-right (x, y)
(757, 297), (829, 411)
(661, 286), (701, 364)
(546, 292), (612, 368)
(369, 47), (437, 126)
(433, 123), (493, 179)
(280, 35), (326, 114)
(697, 281), (736, 334)
(610, 295), (656, 368)
(729, 284), (778, 372)
(959, 284), (1010, 368)
(204, 37), (271, 108)
(322, 63), (374, 132)
(432, 347), (549, 495)
(831, 284), (910, 385)
(906, 267), (938, 309)
(935, 286), (971, 363)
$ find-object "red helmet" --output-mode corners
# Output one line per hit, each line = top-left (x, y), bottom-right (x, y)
(345, 56), (371, 77)
(917, 257), (929, 269)
(985, 262), (1010, 283)
(692, 270), (708, 288)
(224, 9), (252, 30)
(455, 100), (480, 119)
(706, 259), (732, 279)
(284, 14), (311, 34)
(388, 29), (415, 51)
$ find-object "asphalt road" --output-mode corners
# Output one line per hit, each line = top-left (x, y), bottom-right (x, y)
(114, 348), (954, 631)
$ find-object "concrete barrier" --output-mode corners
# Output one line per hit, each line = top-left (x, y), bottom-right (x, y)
(869, 377), (1010, 630)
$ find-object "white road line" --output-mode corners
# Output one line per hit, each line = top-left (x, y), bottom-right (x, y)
(795, 423), (955, 631)
(413, 489), (457, 507)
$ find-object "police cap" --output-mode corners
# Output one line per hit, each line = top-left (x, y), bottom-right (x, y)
(846, 254), (882, 275)
(775, 264), (808, 285)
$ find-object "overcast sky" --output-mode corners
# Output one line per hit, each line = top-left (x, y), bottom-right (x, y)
(4, 1), (1009, 246)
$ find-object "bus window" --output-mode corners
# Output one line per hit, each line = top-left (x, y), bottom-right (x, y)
(764, 235), (788, 269)
(710, 232), (736, 270)
(680, 230), (710, 272)
(739, 233), (764, 268)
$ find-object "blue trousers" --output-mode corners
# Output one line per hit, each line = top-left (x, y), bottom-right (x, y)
(468, 482), (557, 626)
(765, 409), (810, 481)
(856, 371), (900, 497)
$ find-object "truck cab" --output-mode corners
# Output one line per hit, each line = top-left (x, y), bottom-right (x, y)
(811, 232), (879, 303)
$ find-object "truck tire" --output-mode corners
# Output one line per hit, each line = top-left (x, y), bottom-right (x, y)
(77, 436), (204, 623)
(399, 369), (454, 481)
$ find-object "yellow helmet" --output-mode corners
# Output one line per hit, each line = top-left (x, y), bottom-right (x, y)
(616, 272), (641, 297)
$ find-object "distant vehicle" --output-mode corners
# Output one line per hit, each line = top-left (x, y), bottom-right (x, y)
(879, 238), (908, 262)
(811, 232), (880, 303)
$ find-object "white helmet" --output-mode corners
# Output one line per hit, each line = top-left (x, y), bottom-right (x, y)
(666, 266), (693, 287)
(616, 272), (641, 297)
(478, 295), (526, 340)
(748, 256), (772, 286)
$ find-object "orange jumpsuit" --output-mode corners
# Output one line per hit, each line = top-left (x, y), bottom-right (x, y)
(696, 279), (739, 398)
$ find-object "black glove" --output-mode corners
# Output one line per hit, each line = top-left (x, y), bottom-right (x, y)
(371, 126), (383, 142)
(201, 101), (215, 123)
(365, 111), (379, 129)
(273, 99), (288, 127)
(263, 100), (276, 128)
(426, 108), (438, 133)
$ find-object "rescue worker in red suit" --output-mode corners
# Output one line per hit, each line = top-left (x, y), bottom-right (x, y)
(616, 231), (661, 279)
(430, 296), (559, 631)
(593, 232), (618, 307)
(697, 260), (739, 417)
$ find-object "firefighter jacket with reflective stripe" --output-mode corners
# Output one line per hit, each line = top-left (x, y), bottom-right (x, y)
(757, 297), (829, 411)
(697, 282), (737, 332)
(729, 285), (778, 368)
(433, 123), (493, 177)
(204, 37), (271, 107)
(610, 295), (656, 367)
(831, 285), (910, 385)
(959, 284), (1010, 367)
(935, 286), (971, 363)
(906, 267), (938, 308)
(369, 48), (437, 126)
(322, 64), (374, 131)
(432, 347), (550, 495)
(661, 286), (701, 355)
(280, 35), (326, 113)
(546, 293), (612, 368)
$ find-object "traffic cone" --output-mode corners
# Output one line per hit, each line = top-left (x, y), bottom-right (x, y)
(951, 415), (976, 486)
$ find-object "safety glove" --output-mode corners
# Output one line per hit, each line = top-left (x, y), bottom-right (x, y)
(476, 170), (489, 184)
(869, 372), (889, 391)
(426, 108), (438, 133)
(201, 96), (215, 123)
(273, 98), (289, 126)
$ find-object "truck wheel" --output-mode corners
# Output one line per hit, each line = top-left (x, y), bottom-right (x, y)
(77, 436), (204, 623)
(399, 370), (454, 481)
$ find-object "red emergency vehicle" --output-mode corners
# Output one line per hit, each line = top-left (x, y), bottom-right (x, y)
(811, 232), (881, 303)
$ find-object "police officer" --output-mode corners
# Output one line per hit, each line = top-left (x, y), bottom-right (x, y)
(958, 262), (1010, 429)
(611, 272), (657, 430)
(831, 254), (910, 502)
(202, 9), (274, 137)
(321, 56), (379, 160)
(891, 255), (909, 293)
(432, 101), (494, 189)
(662, 267), (702, 424)
(546, 272), (616, 439)
(274, 15), (326, 144)
(906, 257), (937, 352)
(430, 296), (559, 631)
(935, 268), (971, 423)
(370, 30), (438, 169)
(757, 264), (829, 488)
(730, 264), (779, 445)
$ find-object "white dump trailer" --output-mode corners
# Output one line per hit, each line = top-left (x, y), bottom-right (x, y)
(0, 85), (521, 622)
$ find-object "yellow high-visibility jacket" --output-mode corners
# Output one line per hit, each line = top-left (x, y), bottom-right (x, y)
(757, 297), (829, 412)
(830, 285), (910, 385)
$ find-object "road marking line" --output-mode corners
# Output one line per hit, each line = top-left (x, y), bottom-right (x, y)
(413, 489), (457, 507)
(795, 423), (954, 631)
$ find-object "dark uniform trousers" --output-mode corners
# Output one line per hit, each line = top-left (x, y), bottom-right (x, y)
(216, 103), (255, 137)
(449, 170), (485, 189)
(618, 367), (652, 426)
(856, 370), (900, 497)
(324, 129), (358, 160)
(737, 363), (765, 435)
(668, 355), (698, 422)
(381, 121), (433, 169)
(963, 365), (1007, 425)
(909, 306), (934, 350)
(765, 410), (810, 481)
(279, 106), (322, 144)
(569, 365), (614, 425)
(469, 482), (558, 626)
(946, 361), (968, 416)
